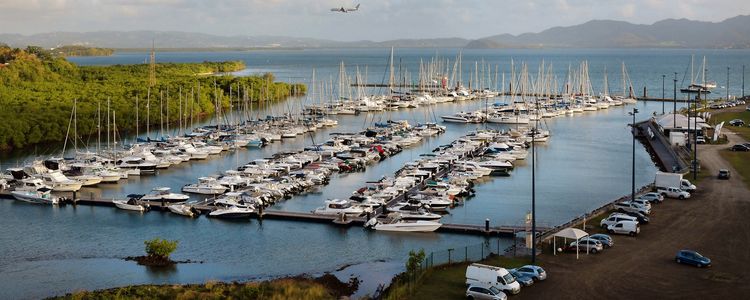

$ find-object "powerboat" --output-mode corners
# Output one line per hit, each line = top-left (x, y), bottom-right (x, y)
(141, 187), (190, 202)
(208, 204), (254, 219)
(11, 179), (59, 205)
(387, 203), (442, 220)
(365, 214), (442, 232)
(40, 171), (83, 192)
(182, 177), (228, 195)
(168, 203), (200, 217)
(113, 197), (147, 212)
(313, 199), (366, 216)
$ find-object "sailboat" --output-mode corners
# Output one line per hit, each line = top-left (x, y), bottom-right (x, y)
(681, 55), (716, 93)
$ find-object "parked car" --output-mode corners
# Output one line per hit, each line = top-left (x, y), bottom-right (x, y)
(607, 220), (640, 236)
(621, 211), (650, 224)
(508, 269), (534, 287)
(747, 105), (750, 111)
(613, 201), (651, 215)
(730, 144), (750, 151)
(629, 198), (652, 210)
(639, 192), (664, 203)
(587, 234), (614, 248)
(696, 136), (706, 144)
(510, 265), (547, 281)
(601, 213), (639, 229)
(466, 263), (521, 295)
(466, 285), (508, 300)
(567, 239), (604, 253)
(729, 119), (745, 126)
(718, 169), (731, 180)
(675, 250), (711, 268)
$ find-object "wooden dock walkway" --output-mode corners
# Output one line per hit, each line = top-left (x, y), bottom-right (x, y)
(0, 191), (545, 237)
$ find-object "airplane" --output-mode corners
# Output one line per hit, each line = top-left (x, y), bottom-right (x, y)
(331, 4), (360, 13)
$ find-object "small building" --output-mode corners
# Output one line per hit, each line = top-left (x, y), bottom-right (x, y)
(654, 114), (712, 145)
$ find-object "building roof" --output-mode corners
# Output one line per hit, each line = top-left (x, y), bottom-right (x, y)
(655, 114), (711, 130)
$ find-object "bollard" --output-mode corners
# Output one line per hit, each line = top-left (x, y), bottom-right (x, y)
(73, 191), (77, 204)
(485, 218), (490, 232)
(258, 204), (263, 218)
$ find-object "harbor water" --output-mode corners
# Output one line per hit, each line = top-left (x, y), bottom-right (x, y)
(3, 48), (743, 298)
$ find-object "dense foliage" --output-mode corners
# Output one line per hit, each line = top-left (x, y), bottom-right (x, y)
(144, 238), (178, 259)
(50, 45), (114, 57)
(0, 46), (305, 150)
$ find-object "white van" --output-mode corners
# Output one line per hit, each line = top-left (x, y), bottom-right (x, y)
(465, 263), (521, 295)
(607, 220), (640, 236)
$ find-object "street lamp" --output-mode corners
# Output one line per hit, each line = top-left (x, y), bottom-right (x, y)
(673, 72), (677, 133)
(531, 97), (538, 265)
(662, 74), (666, 114)
(629, 108), (639, 203)
(727, 67), (730, 100)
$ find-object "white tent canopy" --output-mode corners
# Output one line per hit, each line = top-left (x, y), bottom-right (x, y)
(553, 227), (590, 259)
(553, 227), (589, 240)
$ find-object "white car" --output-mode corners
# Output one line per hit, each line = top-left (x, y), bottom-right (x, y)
(466, 285), (507, 300)
(607, 220), (640, 236)
(601, 213), (639, 229)
(639, 192), (664, 203)
(629, 198), (652, 210)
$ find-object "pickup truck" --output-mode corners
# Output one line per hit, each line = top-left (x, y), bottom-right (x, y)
(657, 187), (691, 200)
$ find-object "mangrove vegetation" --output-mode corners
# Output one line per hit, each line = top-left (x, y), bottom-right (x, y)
(0, 45), (306, 150)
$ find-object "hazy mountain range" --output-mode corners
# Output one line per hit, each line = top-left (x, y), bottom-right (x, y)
(2, 15), (749, 49)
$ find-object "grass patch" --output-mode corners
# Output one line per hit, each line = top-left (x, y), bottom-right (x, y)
(52, 278), (336, 300)
(711, 110), (750, 141)
(718, 150), (750, 189)
(408, 255), (531, 300)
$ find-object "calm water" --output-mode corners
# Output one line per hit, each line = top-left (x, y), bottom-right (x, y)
(4, 48), (746, 299)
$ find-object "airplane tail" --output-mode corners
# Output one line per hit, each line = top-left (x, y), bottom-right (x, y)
(355, 4), (360, 10)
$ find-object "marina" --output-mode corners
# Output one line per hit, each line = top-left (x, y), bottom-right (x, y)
(4, 47), (747, 299)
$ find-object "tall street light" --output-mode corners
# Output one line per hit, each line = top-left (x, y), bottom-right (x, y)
(673, 72), (677, 133)
(662, 74), (666, 114)
(727, 67), (731, 100)
(531, 97), (538, 265)
(629, 108), (639, 202)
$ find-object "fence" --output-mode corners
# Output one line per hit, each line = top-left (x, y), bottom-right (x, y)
(382, 239), (506, 300)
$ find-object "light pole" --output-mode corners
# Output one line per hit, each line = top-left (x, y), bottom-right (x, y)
(743, 65), (745, 98)
(673, 72), (677, 133)
(727, 67), (730, 100)
(693, 91), (698, 180)
(662, 74), (666, 114)
(531, 97), (538, 265)
(629, 108), (639, 202)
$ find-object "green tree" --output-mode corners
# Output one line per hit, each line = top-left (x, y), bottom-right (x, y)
(144, 238), (178, 260)
(406, 249), (426, 276)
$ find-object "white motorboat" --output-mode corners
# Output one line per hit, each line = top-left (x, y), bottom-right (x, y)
(208, 204), (254, 219)
(117, 157), (157, 174)
(141, 187), (190, 202)
(313, 199), (366, 216)
(40, 171), (83, 192)
(168, 203), (200, 217)
(487, 114), (530, 124)
(113, 198), (147, 212)
(182, 177), (228, 195)
(365, 214), (442, 232)
(11, 183), (59, 205)
(387, 203), (442, 220)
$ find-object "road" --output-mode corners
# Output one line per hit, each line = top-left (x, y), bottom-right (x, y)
(517, 132), (750, 299)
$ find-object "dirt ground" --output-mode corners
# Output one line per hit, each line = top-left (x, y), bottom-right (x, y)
(516, 130), (750, 299)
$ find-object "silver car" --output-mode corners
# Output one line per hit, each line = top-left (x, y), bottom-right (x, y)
(466, 285), (507, 300)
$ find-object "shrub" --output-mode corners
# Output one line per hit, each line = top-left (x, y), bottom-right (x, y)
(144, 238), (178, 259)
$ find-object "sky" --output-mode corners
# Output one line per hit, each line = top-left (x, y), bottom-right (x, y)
(0, 0), (748, 41)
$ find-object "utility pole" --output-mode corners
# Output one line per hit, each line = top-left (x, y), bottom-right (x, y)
(743, 65), (745, 98)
